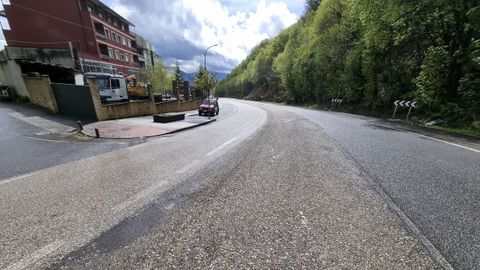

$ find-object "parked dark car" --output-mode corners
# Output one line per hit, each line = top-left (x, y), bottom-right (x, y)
(199, 98), (219, 116)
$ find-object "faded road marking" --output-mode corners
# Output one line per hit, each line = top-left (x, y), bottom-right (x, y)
(9, 112), (74, 134)
(207, 137), (238, 156)
(175, 160), (200, 174)
(113, 180), (167, 213)
(0, 172), (37, 186)
(5, 240), (66, 270)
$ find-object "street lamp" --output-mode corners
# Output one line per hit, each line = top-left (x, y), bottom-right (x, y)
(204, 44), (218, 119)
(204, 44), (218, 72)
(204, 44), (218, 99)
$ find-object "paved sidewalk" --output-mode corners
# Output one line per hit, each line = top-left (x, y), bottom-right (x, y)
(82, 112), (215, 139)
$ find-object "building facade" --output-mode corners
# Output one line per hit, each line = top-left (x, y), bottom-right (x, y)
(135, 34), (161, 81)
(1, 0), (140, 75)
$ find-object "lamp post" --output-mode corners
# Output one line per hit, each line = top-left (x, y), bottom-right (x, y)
(204, 44), (218, 119)
(204, 44), (218, 98)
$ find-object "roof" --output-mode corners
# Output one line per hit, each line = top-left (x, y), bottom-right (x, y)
(89, 0), (134, 27)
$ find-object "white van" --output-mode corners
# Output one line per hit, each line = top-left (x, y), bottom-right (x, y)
(85, 72), (129, 103)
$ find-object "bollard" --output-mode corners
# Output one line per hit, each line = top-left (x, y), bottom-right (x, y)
(94, 128), (100, 138)
(77, 121), (83, 131)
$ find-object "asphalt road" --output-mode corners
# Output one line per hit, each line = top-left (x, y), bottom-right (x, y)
(279, 104), (480, 270)
(0, 102), (142, 180)
(0, 99), (478, 269)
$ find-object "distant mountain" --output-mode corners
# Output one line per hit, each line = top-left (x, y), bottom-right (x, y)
(181, 71), (229, 85)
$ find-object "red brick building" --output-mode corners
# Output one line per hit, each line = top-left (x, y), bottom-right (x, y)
(2, 0), (140, 75)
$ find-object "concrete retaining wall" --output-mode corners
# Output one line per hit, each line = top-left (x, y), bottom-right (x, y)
(0, 60), (28, 97)
(23, 75), (59, 113)
(154, 100), (199, 114)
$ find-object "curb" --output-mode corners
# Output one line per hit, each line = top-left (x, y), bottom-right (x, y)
(163, 118), (216, 136)
(80, 118), (216, 139)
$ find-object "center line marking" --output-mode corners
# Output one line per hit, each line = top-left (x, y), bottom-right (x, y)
(113, 180), (167, 213)
(5, 240), (66, 270)
(206, 137), (238, 156)
(175, 160), (200, 174)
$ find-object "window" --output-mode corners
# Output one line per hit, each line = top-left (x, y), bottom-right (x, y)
(98, 44), (109, 56)
(113, 20), (118, 27)
(130, 54), (134, 63)
(107, 16), (112, 23)
(122, 37), (127, 46)
(115, 50), (120, 60)
(87, 5), (93, 13)
(116, 34), (120, 43)
(105, 29), (109, 38)
(128, 40), (131, 48)
(121, 24), (125, 31)
(98, 11), (104, 19)
(0, 17), (11, 30)
(108, 48), (113, 58)
(111, 79), (120, 89)
(96, 78), (110, 89)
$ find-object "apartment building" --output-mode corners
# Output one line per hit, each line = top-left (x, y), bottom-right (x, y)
(1, 0), (140, 75)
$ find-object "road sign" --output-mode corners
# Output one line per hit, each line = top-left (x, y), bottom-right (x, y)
(331, 99), (343, 109)
(392, 100), (416, 120)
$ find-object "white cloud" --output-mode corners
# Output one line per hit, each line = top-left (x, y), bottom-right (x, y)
(110, 0), (298, 73)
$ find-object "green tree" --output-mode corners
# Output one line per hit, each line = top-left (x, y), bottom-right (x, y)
(148, 61), (174, 94)
(194, 65), (216, 98)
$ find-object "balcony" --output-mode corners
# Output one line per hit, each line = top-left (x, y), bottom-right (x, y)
(95, 31), (106, 39)
(94, 22), (106, 40)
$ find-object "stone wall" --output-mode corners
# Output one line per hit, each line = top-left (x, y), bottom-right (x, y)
(154, 100), (200, 114)
(23, 75), (59, 113)
(88, 78), (155, 121)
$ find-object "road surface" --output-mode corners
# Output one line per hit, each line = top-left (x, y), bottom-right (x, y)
(0, 99), (478, 269)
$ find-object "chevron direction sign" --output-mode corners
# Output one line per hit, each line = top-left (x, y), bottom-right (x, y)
(331, 99), (343, 108)
(394, 100), (417, 108)
(392, 100), (417, 120)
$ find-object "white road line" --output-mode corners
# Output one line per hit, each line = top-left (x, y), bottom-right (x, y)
(23, 136), (71, 144)
(112, 180), (167, 213)
(376, 124), (480, 155)
(5, 240), (66, 270)
(419, 135), (480, 154)
(175, 160), (200, 174)
(206, 137), (238, 156)
(0, 172), (37, 186)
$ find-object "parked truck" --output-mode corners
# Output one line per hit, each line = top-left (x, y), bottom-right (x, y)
(85, 72), (129, 103)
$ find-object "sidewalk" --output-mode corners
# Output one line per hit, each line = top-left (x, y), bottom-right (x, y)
(82, 111), (215, 139)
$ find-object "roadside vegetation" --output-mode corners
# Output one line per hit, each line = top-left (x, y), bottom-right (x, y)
(216, 0), (480, 132)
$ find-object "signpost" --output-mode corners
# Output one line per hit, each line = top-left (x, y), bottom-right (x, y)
(331, 99), (343, 108)
(392, 100), (417, 120)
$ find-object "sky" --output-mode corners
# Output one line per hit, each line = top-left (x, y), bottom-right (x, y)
(0, 1), (303, 73)
(104, 0), (303, 73)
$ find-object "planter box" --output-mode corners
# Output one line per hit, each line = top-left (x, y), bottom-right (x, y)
(153, 113), (185, 123)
